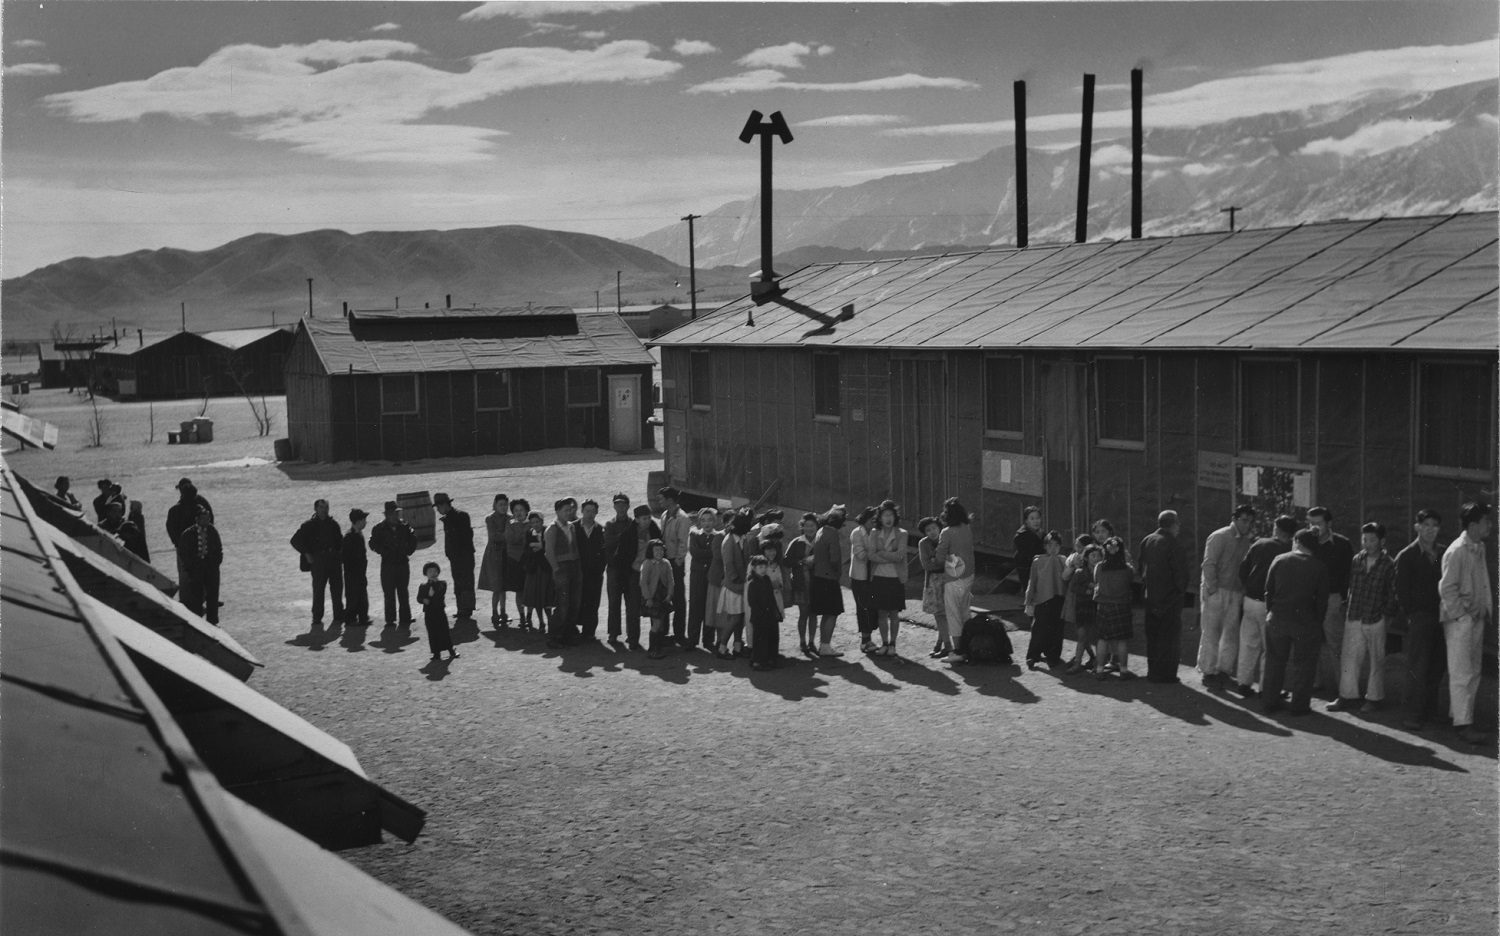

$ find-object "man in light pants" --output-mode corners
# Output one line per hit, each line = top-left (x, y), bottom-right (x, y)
(1440, 501), (1493, 745)
(1328, 521), (1397, 713)
(1307, 506), (1355, 697)
(1198, 504), (1256, 687)
(1235, 515), (1298, 696)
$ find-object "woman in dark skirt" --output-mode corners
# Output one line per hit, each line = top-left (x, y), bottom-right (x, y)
(504, 499), (531, 618)
(1092, 536), (1135, 679)
(479, 493), (510, 626)
(868, 500), (908, 657)
(809, 506), (847, 656)
(416, 561), (457, 661)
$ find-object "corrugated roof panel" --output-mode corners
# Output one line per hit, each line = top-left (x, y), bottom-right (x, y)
(1229, 215), (1484, 347)
(885, 245), (1074, 347)
(781, 253), (974, 346)
(755, 255), (954, 346)
(201, 327), (288, 350)
(1310, 244), (1500, 349)
(836, 250), (1030, 346)
(1393, 289), (1500, 349)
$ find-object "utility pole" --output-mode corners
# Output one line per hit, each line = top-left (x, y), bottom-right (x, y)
(1220, 206), (1241, 232)
(616, 270), (622, 315)
(307, 278), (314, 318)
(180, 302), (186, 332)
(681, 212), (701, 320)
(595, 290), (600, 314)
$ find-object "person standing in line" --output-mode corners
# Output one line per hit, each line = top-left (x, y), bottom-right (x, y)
(1439, 502), (1493, 745)
(125, 501), (150, 561)
(369, 501), (418, 627)
(100, 500), (126, 535)
(1139, 510), (1189, 684)
(687, 508), (719, 650)
(504, 498), (532, 628)
(1062, 535), (1099, 674)
(809, 506), (848, 658)
(174, 477), (213, 517)
(1092, 537), (1136, 679)
(1234, 515), (1298, 697)
(640, 539), (676, 659)
(434, 493), (476, 623)
(545, 497), (582, 646)
(868, 500), (908, 658)
(617, 505), (661, 650)
(576, 499), (607, 640)
(917, 517), (948, 657)
(342, 508), (372, 627)
(167, 482), (207, 584)
(1024, 531), (1069, 669)
(784, 512), (818, 658)
(291, 499), (344, 626)
(1396, 509), (1446, 732)
(658, 487), (692, 645)
(935, 498), (977, 660)
(54, 476), (81, 510)
(716, 507), (754, 658)
(747, 555), (783, 671)
(705, 509), (730, 652)
(178, 505), (223, 624)
(1198, 504), (1256, 687)
(848, 507), (879, 653)
(416, 561), (457, 662)
(1328, 522), (1397, 713)
(521, 510), (553, 634)
(479, 494), (511, 627)
(603, 494), (635, 644)
(1013, 506), (1045, 591)
(93, 479), (114, 523)
(1262, 529), (1330, 715)
(1306, 506), (1355, 696)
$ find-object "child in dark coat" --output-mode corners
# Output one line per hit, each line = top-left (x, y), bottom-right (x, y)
(747, 555), (782, 670)
(416, 561), (457, 661)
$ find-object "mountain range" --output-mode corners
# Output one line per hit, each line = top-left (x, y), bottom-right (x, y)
(4, 79), (1494, 340)
(629, 79), (1498, 266)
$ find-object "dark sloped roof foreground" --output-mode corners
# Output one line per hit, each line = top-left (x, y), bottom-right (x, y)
(653, 213), (1498, 352)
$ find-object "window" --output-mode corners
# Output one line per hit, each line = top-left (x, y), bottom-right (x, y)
(476, 370), (511, 411)
(380, 374), (418, 415)
(1239, 359), (1299, 456)
(984, 355), (1023, 437)
(689, 351), (711, 409)
(1095, 357), (1144, 446)
(1418, 360), (1494, 475)
(813, 353), (840, 420)
(566, 367), (600, 406)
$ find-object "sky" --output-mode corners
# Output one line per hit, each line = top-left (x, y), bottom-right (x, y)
(2, 0), (1496, 277)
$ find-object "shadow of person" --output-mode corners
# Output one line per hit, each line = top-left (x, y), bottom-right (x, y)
(481, 624), (543, 653)
(741, 657), (832, 701)
(1093, 673), (1294, 737)
(286, 619), (341, 651)
(1255, 704), (1475, 771)
(865, 652), (962, 696)
(817, 655), (898, 694)
(370, 624), (420, 654)
(614, 642), (693, 685)
(420, 657), (452, 681)
(946, 660), (1042, 704)
(339, 621), (369, 652)
(450, 617), (481, 645)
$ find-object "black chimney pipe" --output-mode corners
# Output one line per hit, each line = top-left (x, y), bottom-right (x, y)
(1014, 80), (1028, 248)
(446, 294), (452, 309)
(1131, 67), (1143, 239)
(1076, 73), (1095, 244)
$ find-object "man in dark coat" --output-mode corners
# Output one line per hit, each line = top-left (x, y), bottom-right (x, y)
(368, 500), (417, 627)
(434, 492), (476, 622)
(93, 479), (113, 523)
(1262, 529), (1331, 715)
(178, 505), (224, 624)
(1396, 508), (1446, 731)
(343, 508), (372, 627)
(576, 498), (607, 639)
(602, 493), (635, 642)
(1139, 509), (1190, 683)
(291, 499), (344, 625)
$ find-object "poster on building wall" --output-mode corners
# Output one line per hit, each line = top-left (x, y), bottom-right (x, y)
(1196, 451), (1234, 490)
(1235, 462), (1315, 538)
(982, 450), (1044, 496)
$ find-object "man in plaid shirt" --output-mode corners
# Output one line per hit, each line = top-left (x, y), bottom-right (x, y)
(1328, 522), (1398, 713)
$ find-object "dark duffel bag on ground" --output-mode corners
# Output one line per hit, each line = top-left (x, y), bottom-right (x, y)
(958, 613), (1013, 664)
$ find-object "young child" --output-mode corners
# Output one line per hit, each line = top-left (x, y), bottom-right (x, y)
(917, 517), (946, 657)
(416, 561), (457, 662)
(1061, 534), (1096, 674)
(1065, 542), (1103, 674)
(639, 538), (675, 659)
(521, 510), (552, 633)
(1024, 531), (1068, 670)
(1092, 537), (1135, 679)
(747, 555), (782, 670)
(784, 512), (819, 657)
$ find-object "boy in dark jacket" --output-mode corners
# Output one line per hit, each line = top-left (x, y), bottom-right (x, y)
(179, 505), (224, 624)
(747, 555), (782, 670)
(343, 508), (372, 626)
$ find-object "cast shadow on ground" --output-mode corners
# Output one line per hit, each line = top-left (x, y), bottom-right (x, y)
(450, 617), (482, 646)
(274, 447), (663, 483)
(946, 659), (1042, 704)
(340, 621), (371, 652)
(287, 619), (343, 651)
(420, 656), (453, 681)
(369, 624), (420, 654)
(864, 652), (962, 697)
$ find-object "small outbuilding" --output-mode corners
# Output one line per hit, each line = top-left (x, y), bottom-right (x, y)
(284, 306), (654, 462)
(92, 326), (294, 399)
(652, 212), (1499, 565)
(201, 326), (296, 396)
(607, 303), (694, 340)
(35, 339), (107, 389)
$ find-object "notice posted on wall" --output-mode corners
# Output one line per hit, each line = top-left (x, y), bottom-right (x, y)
(1235, 462), (1316, 538)
(982, 450), (1043, 497)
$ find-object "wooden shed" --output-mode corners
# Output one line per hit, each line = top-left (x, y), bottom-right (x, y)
(284, 306), (655, 463)
(95, 331), (227, 399)
(35, 339), (107, 389)
(652, 212), (1499, 567)
(201, 326), (295, 395)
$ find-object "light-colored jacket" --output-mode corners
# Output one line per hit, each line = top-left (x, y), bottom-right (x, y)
(868, 526), (909, 582)
(660, 508), (692, 561)
(1439, 531), (1493, 624)
(849, 525), (872, 581)
(1201, 523), (1254, 594)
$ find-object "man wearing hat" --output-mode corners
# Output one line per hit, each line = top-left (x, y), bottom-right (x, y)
(178, 504), (224, 625)
(343, 508), (372, 627)
(658, 487), (692, 644)
(369, 501), (418, 627)
(602, 493), (635, 643)
(434, 493), (476, 622)
(176, 476), (213, 515)
(291, 499), (345, 626)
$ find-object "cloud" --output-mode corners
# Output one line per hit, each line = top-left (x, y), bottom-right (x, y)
(524, 21), (575, 36)
(369, 22), (401, 33)
(1300, 118), (1455, 158)
(580, 30), (609, 41)
(4, 62), (62, 77)
(44, 38), (681, 163)
(889, 39), (1499, 137)
(687, 69), (977, 95)
(1090, 143), (1177, 167)
(460, 2), (652, 21)
(798, 113), (907, 128)
(839, 158), (962, 180)
(673, 39), (718, 57)
(11, 39), (46, 49)
(737, 41), (829, 70)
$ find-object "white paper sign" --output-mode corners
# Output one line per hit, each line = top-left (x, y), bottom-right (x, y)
(1000, 459), (1012, 484)
(1241, 466), (1259, 496)
(1292, 473), (1311, 507)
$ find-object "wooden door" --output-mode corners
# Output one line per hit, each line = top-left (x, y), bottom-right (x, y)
(890, 356), (949, 518)
(608, 374), (641, 452)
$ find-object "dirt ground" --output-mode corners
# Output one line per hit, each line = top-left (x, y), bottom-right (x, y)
(10, 389), (1497, 936)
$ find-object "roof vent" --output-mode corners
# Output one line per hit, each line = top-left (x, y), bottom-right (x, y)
(840, 304), (855, 321)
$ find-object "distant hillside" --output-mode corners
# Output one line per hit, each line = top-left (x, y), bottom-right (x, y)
(631, 79), (1499, 266)
(1, 226), (747, 340)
